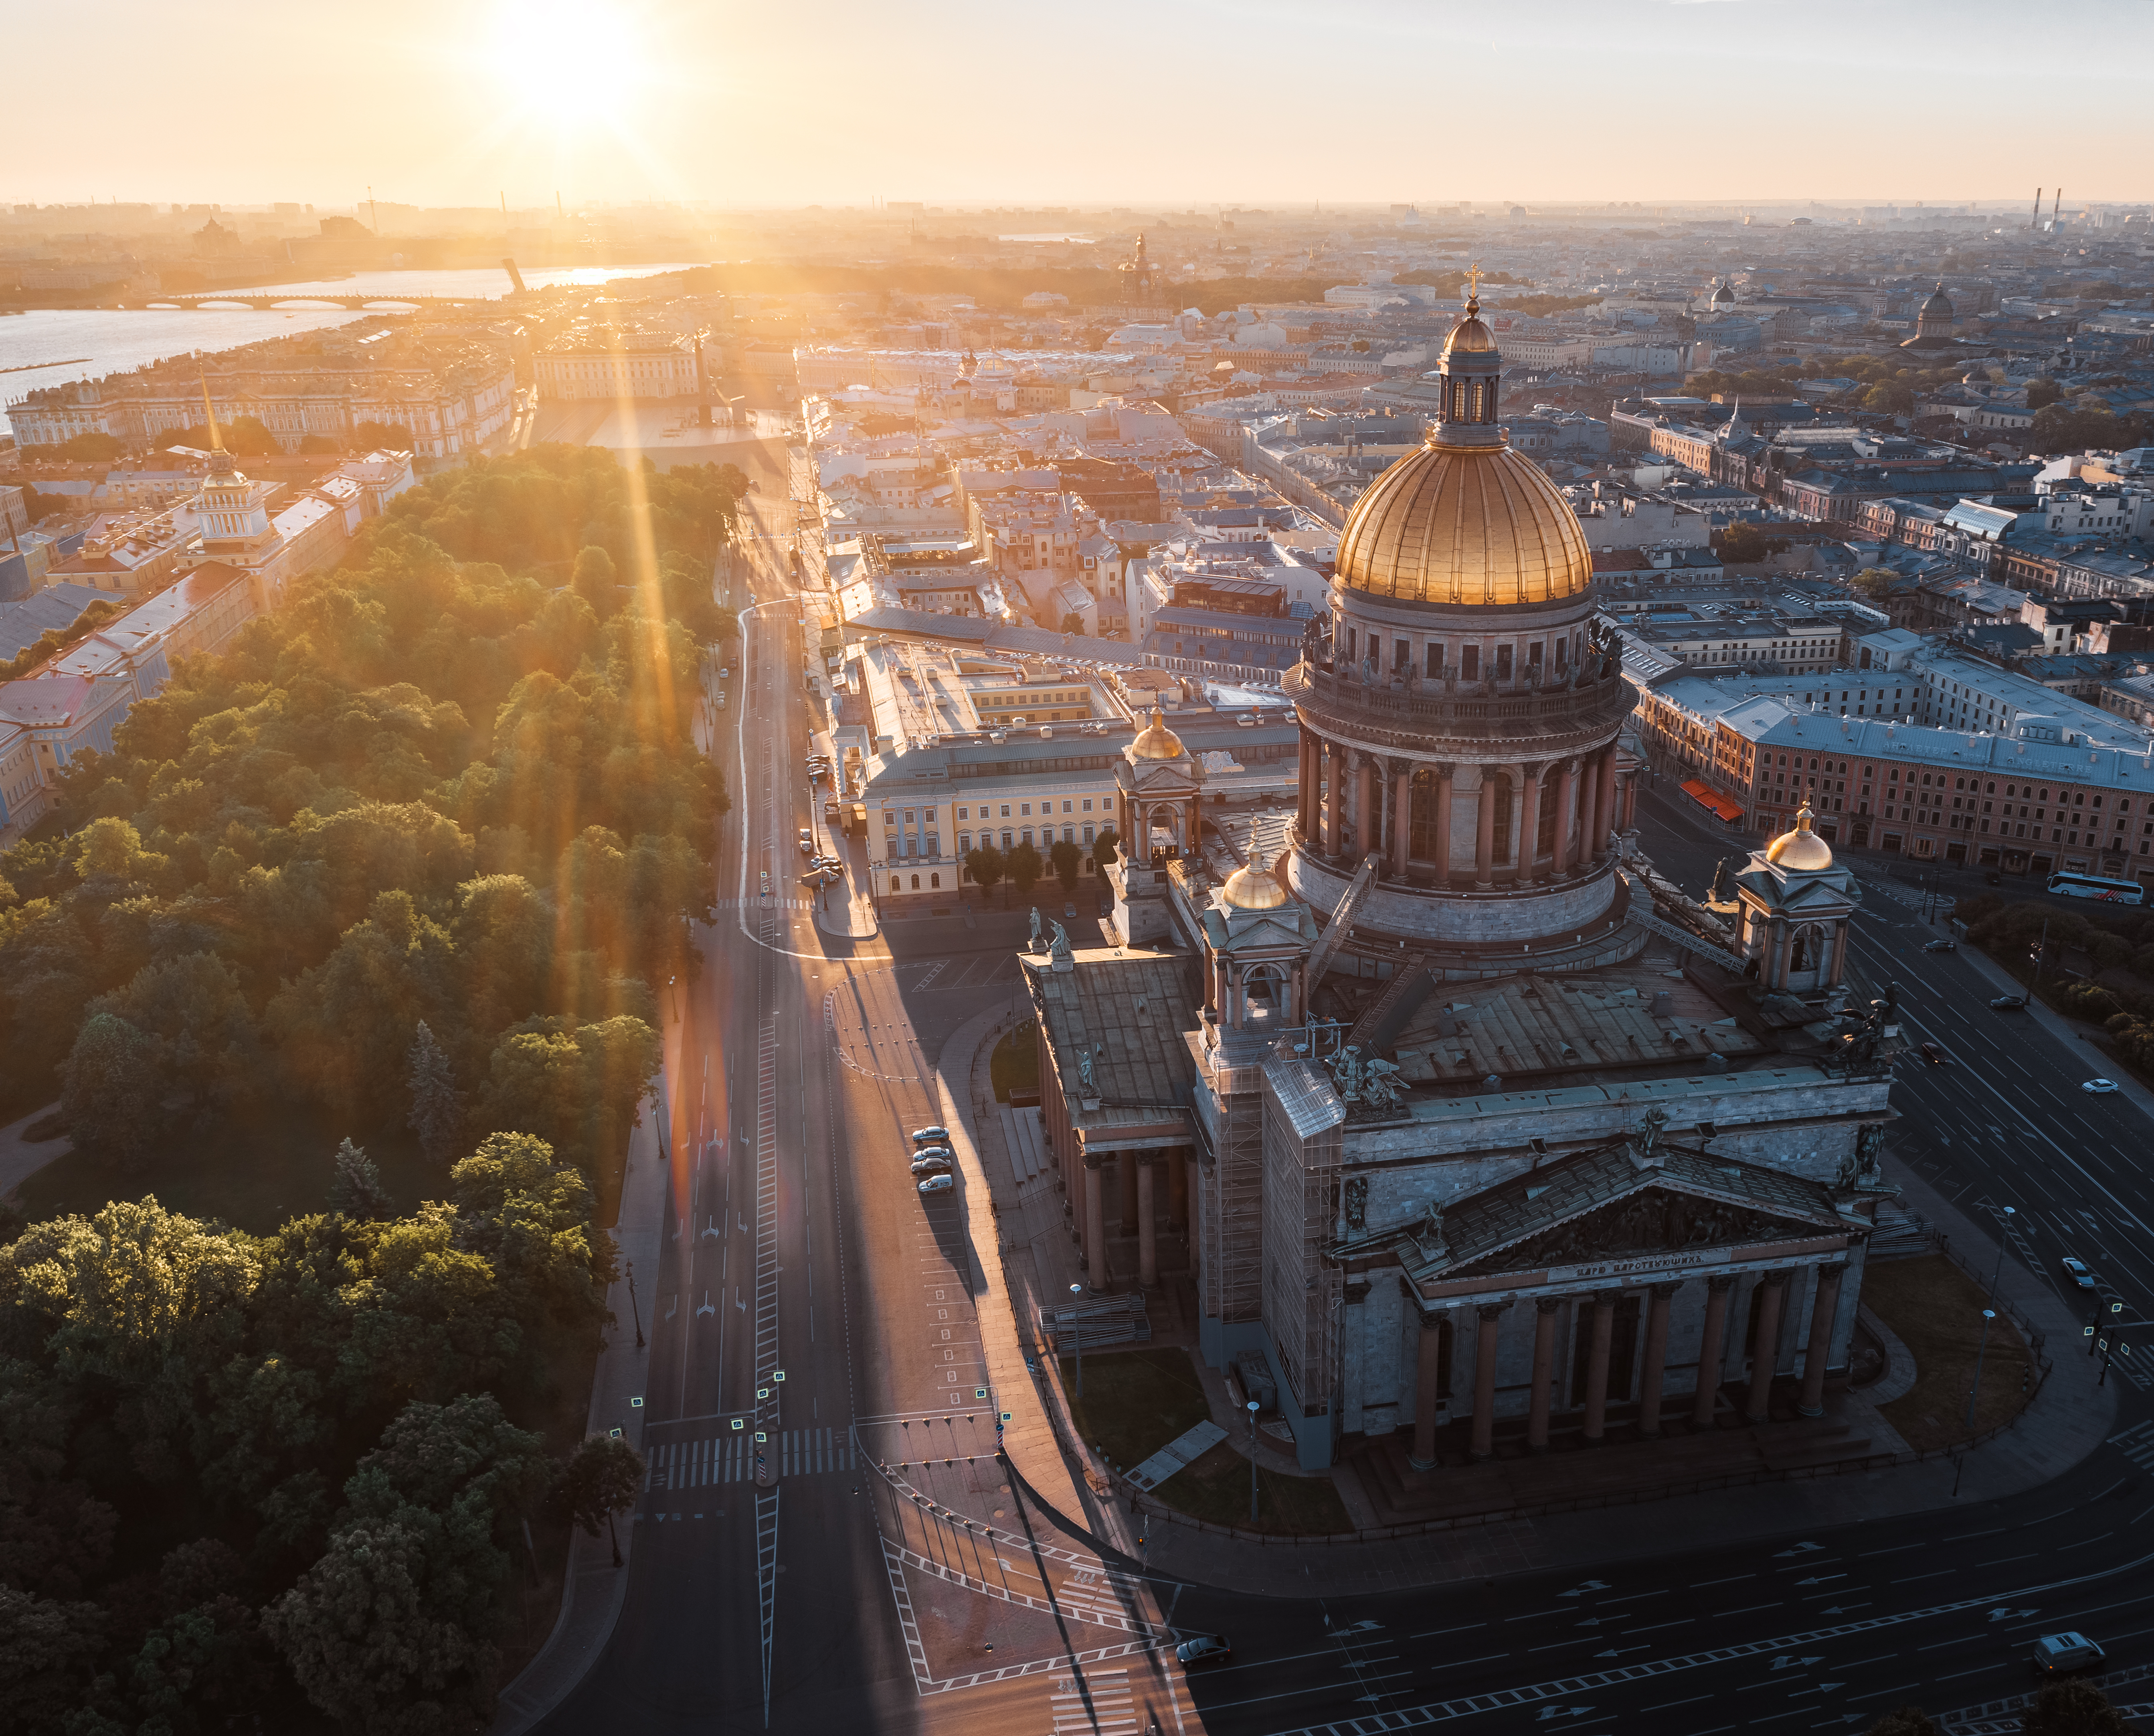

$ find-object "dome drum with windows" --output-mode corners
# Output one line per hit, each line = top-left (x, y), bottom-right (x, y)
(1280, 282), (1643, 973)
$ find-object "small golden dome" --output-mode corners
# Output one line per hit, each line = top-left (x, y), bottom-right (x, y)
(1222, 855), (1288, 911)
(1443, 311), (1497, 355)
(1129, 703), (1185, 760)
(1335, 440), (1595, 606)
(1765, 804), (1835, 871)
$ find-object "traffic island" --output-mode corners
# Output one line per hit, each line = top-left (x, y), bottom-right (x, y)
(1861, 1252), (2036, 1453)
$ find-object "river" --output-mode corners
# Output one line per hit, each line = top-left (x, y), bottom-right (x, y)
(0, 262), (704, 397)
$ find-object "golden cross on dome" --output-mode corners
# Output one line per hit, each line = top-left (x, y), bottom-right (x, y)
(1466, 262), (1482, 306)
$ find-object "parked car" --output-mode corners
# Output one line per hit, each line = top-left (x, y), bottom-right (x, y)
(2082, 1078), (2122, 1095)
(910, 1153), (953, 1177)
(797, 829), (815, 854)
(1923, 939), (1958, 953)
(2031, 1632), (2105, 1677)
(912, 1145), (955, 1165)
(1989, 994), (2028, 1010)
(1918, 1042), (1950, 1066)
(2061, 1256), (2096, 1290)
(911, 1125), (951, 1146)
(1176, 1636), (1232, 1667)
(916, 1173), (956, 1196)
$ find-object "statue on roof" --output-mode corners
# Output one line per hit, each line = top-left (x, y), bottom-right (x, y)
(1049, 920), (1072, 965)
(1028, 906), (1043, 952)
(1078, 1047), (1095, 1092)
(1362, 1054), (1405, 1108)
(1709, 856), (1735, 904)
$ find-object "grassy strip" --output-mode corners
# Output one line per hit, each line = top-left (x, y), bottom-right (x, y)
(1863, 1253), (2036, 1454)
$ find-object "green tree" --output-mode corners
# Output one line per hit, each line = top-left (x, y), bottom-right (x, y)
(59, 1012), (160, 1167)
(1050, 837), (1082, 894)
(58, 431), (123, 462)
(570, 546), (620, 621)
(326, 1137), (392, 1219)
(548, 1435), (645, 1566)
(406, 1019), (462, 1164)
(0, 1588), (111, 1732)
(965, 844), (1005, 906)
(469, 1016), (660, 1177)
(1863, 1709), (1937, 1735)
(2026, 377), (2062, 411)
(449, 1131), (613, 1329)
(1059, 612), (1086, 636)
(1719, 523), (1791, 566)
(1849, 567), (1898, 602)
(297, 432), (340, 453)
(1006, 840), (1043, 903)
(2023, 1678), (2133, 1735)
(1863, 380), (1915, 415)
(1091, 825), (1120, 870)
(90, 950), (259, 1119)
(351, 420), (415, 452)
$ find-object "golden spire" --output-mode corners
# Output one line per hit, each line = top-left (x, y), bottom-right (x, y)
(195, 352), (223, 452)
(1465, 261), (1482, 313)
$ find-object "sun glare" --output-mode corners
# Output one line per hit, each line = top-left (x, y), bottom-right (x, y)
(490, 0), (649, 128)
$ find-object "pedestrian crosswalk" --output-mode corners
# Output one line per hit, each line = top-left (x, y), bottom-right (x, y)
(647, 1426), (858, 1488)
(1050, 1668), (1138, 1735)
(2111, 1421), (2154, 1471)
(717, 897), (814, 910)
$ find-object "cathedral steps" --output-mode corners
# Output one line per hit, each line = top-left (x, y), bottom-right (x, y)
(1347, 1411), (1876, 1528)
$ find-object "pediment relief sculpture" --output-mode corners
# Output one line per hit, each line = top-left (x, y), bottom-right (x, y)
(1465, 1187), (1826, 1273)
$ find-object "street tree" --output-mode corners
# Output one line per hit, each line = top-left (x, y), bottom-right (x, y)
(1007, 841), (1043, 904)
(1050, 838), (1082, 895)
(548, 1435), (645, 1566)
(2023, 1679), (2133, 1736)
(1864, 1708), (1938, 1736)
(965, 844), (1005, 906)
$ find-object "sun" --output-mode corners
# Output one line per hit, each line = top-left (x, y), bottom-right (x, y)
(488, 0), (652, 129)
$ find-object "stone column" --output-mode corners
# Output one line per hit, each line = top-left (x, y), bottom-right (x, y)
(1598, 749), (1621, 852)
(1473, 770), (1498, 888)
(1410, 1310), (1445, 1471)
(1692, 1274), (1735, 1428)
(1637, 1281), (1681, 1438)
(1526, 1296), (1561, 1453)
(1827, 921), (1850, 989)
(1137, 1158), (1158, 1289)
(1578, 748), (1604, 864)
(1582, 1291), (1618, 1443)
(1168, 1149), (1188, 1231)
(1083, 1159), (1107, 1291)
(1118, 1150), (1140, 1234)
(1469, 1302), (1507, 1461)
(1798, 1263), (1847, 1418)
(1552, 758), (1579, 879)
(1324, 742), (1345, 856)
(1354, 755), (1375, 858)
(1434, 764), (1456, 887)
(1517, 763), (1546, 885)
(1745, 1270), (1791, 1423)
(1390, 759), (1413, 878)
(1297, 729), (1317, 843)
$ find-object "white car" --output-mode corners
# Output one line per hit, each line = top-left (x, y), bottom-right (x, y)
(2082, 1078), (2121, 1095)
(917, 1173), (956, 1196)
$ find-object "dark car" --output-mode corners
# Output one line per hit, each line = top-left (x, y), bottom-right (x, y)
(1176, 1636), (1232, 1667)
(909, 1153), (953, 1177)
(2061, 1256), (2096, 1290)
(1990, 994), (2028, 1010)
(1918, 1042), (1951, 1065)
(2031, 1631), (2105, 1677)
(1923, 939), (1957, 953)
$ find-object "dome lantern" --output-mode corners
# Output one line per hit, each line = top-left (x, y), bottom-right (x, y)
(1129, 702), (1185, 761)
(1765, 803), (1835, 872)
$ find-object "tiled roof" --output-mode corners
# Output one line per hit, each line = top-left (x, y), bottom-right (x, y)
(1025, 947), (1199, 1136)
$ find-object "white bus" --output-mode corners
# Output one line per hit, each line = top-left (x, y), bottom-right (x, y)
(2047, 871), (2146, 906)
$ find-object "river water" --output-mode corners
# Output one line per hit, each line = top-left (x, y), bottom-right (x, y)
(0, 262), (703, 397)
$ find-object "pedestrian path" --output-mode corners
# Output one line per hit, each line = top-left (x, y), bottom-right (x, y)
(645, 1426), (856, 1488)
(1126, 1418), (1227, 1492)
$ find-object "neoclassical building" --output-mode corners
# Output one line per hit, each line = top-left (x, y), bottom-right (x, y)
(1026, 298), (1903, 1487)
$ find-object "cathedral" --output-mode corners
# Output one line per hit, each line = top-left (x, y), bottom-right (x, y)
(1022, 292), (1900, 1476)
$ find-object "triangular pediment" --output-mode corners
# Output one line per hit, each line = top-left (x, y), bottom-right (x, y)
(1128, 758), (1196, 789)
(1451, 1182), (1835, 1277)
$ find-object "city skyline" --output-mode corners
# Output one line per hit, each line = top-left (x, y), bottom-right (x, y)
(10, 0), (2154, 208)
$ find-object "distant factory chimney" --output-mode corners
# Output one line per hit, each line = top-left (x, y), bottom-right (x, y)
(2032, 188), (2042, 230)
(2053, 189), (2063, 226)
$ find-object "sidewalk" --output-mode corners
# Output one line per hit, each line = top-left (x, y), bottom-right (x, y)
(941, 1003), (2122, 1599)
(491, 1085), (670, 1736)
(811, 828), (878, 941)
(0, 1103), (67, 1201)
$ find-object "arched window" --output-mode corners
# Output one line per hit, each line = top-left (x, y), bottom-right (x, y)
(930, 873), (940, 888)
(890, 876), (902, 893)
(910, 874), (920, 890)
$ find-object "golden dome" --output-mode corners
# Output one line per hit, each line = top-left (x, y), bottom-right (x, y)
(1130, 702), (1185, 760)
(1222, 855), (1289, 910)
(1765, 804), (1835, 871)
(1443, 311), (1497, 355)
(1334, 440), (1595, 606)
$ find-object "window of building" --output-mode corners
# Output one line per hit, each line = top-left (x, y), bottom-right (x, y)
(1000, 805), (1012, 817)
(1426, 642), (1444, 678)
(1461, 645), (1480, 681)
(1082, 798), (1093, 811)
(891, 876), (902, 892)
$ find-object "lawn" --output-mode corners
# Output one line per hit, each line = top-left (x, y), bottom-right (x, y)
(14, 1095), (444, 1234)
(1863, 1253), (2037, 1454)
(1058, 1344), (1354, 1536)
(991, 1024), (1041, 1103)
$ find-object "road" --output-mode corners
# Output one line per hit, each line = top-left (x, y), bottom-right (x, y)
(538, 490), (2154, 1735)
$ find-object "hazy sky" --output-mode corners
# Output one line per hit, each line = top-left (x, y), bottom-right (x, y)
(14, 0), (2154, 210)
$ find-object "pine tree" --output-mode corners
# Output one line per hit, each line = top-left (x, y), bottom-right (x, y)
(406, 1021), (462, 1164)
(326, 1139), (392, 1220)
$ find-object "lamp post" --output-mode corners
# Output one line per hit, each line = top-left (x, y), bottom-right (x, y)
(1069, 1283), (1085, 1399)
(625, 1261), (644, 1350)
(1247, 1400), (1261, 1524)
(1964, 1307), (1997, 1428)
(1984, 1205), (2015, 1303)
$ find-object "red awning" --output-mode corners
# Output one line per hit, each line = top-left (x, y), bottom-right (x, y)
(1680, 777), (1747, 823)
